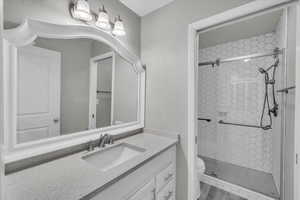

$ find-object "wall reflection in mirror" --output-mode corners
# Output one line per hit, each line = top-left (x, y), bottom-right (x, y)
(17, 37), (138, 144)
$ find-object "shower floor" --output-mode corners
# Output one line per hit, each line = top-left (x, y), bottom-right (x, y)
(199, 182), (246, 200)
(199, 156), (280, 199)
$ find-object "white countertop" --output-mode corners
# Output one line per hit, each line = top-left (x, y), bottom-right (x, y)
(5, 133), (177, 200)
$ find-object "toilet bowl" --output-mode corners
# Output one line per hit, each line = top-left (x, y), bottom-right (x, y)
(195, 157), (205, 199)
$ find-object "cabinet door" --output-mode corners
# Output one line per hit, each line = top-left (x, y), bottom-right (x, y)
(156, 163), (175, 192)
(157, 179), (175, 200)
(127, 178), (155, 200)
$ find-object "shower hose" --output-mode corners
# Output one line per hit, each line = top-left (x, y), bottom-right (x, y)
(259, 57), (280, 130)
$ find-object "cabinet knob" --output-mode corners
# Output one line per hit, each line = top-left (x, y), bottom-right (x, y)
(53, 118), (60, 123)
(164, 191), (173, 200)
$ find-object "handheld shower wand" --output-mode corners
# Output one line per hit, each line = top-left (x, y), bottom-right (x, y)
(258, 55), (280, 130)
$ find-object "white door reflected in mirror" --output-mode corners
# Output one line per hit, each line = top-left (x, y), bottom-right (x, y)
(17, 46), (61, 143)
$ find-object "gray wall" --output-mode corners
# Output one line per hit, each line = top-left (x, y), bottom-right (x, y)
(141, 0), (252, 199)
(113, 54), (138, 124)
(4, 0), (141, 57)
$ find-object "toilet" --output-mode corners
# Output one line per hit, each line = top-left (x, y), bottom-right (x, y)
(195, 157), (205, 199)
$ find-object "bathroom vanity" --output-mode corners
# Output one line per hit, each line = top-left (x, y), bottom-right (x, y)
(5, 133), (177, 200)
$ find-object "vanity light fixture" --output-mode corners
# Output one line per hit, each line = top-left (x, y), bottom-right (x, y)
(70, 1), (126, 36)
(71, 0), (93, 22)
(96, 5), (111, 31)
(112, 16), (126, 36)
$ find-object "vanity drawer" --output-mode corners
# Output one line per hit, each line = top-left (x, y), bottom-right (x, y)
(157, 179), (175, 200)
(156, 162), (175, 191)
(127, 178), (155, 200)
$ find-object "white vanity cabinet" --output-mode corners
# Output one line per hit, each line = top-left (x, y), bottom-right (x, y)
(90, 145), (176, 200)
(156, 163), (175, 192)
(127, 162), (176, 200)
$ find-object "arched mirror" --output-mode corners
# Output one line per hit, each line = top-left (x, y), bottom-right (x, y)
(2, 19), (145, 161)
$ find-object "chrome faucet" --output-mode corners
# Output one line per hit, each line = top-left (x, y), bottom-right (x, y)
(98, 134), (114, 148)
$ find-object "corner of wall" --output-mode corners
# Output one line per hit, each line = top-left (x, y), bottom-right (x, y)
(0, 0), (5, 197)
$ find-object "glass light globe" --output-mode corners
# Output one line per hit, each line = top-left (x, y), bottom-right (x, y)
(112, 16), (126, 36)
(72, 0), (93, 22)
(96, 6), (111, 31)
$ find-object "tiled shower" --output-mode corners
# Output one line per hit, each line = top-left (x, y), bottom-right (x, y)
(197, 12), (285, 200)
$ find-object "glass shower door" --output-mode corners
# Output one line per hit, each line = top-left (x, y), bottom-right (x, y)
(197, 36), (284, 199)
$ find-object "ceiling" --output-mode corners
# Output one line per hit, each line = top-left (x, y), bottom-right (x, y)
(119, 0), (175, 16)
(199, 10), (283, 49)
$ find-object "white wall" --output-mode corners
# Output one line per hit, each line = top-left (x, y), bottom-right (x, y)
(141, 0), (252, 199)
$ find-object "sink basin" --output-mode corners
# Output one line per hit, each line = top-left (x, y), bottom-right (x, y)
(82, 143), (146, 171)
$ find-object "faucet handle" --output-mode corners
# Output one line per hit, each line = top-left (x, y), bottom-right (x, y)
(87, 140), (94, 151)
(99, 133), (108, 148)
(98, 134), (104, 147)
(98, 134), (114, 148)
(109, 135), (114, 144)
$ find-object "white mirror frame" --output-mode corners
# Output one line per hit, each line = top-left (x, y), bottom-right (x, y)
(2, 19), (145, 163)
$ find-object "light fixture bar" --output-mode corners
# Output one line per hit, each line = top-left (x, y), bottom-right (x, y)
(70, 1), (126, 36)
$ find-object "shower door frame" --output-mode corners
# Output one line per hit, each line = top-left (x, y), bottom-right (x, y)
(187, 1), (298, 200)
